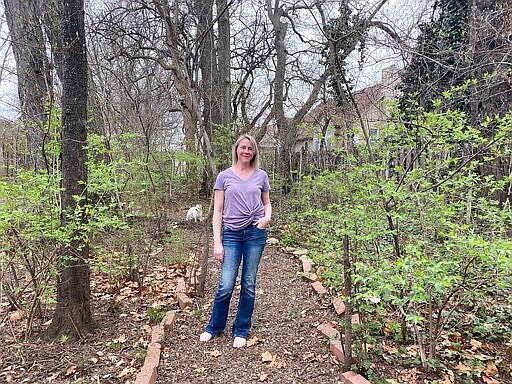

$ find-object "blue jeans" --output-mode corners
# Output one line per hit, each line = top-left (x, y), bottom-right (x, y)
(205, 224), (267, 338)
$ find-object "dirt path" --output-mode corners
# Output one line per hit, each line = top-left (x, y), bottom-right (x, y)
(157, 245), (343, 384)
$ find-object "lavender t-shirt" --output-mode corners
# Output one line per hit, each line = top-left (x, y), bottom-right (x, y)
(214, 168), (270, 231)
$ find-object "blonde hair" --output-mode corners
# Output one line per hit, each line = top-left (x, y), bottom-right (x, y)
(231, 134), (260, 169)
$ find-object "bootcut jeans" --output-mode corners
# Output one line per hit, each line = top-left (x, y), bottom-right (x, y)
(205, 224), (267, 339)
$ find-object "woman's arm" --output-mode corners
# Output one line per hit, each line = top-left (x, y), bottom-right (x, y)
(257, 191), (272, 228)
(212, 189), (225, 262)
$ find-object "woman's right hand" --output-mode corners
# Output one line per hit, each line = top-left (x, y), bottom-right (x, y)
(213, 242), (224, 262)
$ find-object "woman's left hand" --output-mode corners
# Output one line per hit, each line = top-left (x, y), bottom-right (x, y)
(255, 217), (271, 229)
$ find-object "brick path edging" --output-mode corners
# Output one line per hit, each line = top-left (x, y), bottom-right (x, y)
(134, 310), (177, 384)
(134, 276), (194, 384)
(134, 247), (371, 384)
(295, 250), (372, 384)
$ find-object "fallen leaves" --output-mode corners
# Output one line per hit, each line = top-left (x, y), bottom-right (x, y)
(260, 351), (287, 369)
(65, 365), (77, 376)
(438, 370), (455, 384)
(191, 364), (206, 373)
(206, 349), (222, 358)
(302, 352), (315, 361)
(484, 361), (498, 377)
(246, 336), (261, 347)
(117, 366), (137, 378)
(469, 339), (483, 351)
(482, 376), (500, 384)
(8, 310), (26, 322)
(261, 351), (273, 363)
(115, 333), (127, 343)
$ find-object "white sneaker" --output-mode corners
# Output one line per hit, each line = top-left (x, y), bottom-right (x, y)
(200, 332), (213, 342)
(233, 337), (246, 348)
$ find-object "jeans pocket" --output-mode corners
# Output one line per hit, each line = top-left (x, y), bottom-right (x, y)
(253, 224), (266, 231)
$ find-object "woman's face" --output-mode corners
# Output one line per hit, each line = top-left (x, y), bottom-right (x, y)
(236, 138), (255, 165)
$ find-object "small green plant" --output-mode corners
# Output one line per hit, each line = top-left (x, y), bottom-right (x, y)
(283, 308), (299, 322)
(110, 341), (121, 352)
(59, 334), (69, 344)
(192, 303), (203, 320)
(148, 306), (165, 324)
(135, 347), (147, 364)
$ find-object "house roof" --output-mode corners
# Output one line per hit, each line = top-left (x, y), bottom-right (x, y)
(259, 65), (401, 146)
(298, 66), (401, 141)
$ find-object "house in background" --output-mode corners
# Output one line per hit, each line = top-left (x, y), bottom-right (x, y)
(295, 65), (401, 152)
(257, 65), (400, 175)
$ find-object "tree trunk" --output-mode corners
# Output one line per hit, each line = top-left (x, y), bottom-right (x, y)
(45, 0), (92, 340)
(196, 0), (217, 142)
(4, 0), (52, 170)
(342, 234), (353, 371)
(267, 1), (329, 187)
(468, 0), (512, 204)
(268, 3), (289, 174)
(193, 0), (231, 291)
(216, 0), (231, 127)
(154, 0), (199, 152)
(38, 0), (64, 83)
(468, 0), (512, 124)
(196, 0), (232, 151)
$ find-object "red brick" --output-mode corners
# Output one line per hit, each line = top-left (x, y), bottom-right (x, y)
(317, 322), (340, 340)
(340, 371), (371, 384)
(151, 325), (164, 344)
(329, 339), (345, 363)
(176, 292), (193, 309)
(175, 278), (187, 294)
(340, 371), (358, 383)
(301, 257), (313, 273)
(161, 310), (177, 336)
(347, 374), (371, 384)
(145, 343), (162, 369)
(332, 297), (346, 315)
(134, 365), (157, 384)
(134, 342), (162, 384)
(311, 281), (328, 295)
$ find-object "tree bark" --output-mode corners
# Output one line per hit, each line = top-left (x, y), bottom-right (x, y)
(45, 0), (92, 340)
(4, 0), (52, 170)
(468, 0), (512, 204)
(35, 0), (63, 84)
(153, 0), (199, 152)
(196, 0), (217, 142)
(196, 0), (232, 150)
(468, 0), (512, 124)
(216, 0), (231, 128)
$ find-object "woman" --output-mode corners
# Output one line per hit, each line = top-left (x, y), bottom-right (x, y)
(200, 134), (272, 348)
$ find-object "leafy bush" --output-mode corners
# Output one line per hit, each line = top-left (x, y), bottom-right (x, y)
(286, 106), (512, 371)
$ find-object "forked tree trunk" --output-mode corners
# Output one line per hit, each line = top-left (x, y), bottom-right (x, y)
(45, 0), (91, 340)
(153, 0), (199, 153)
